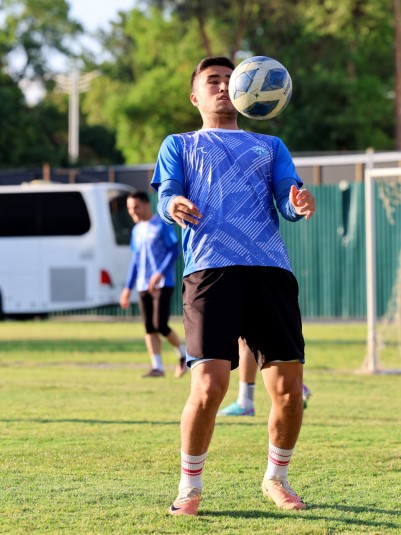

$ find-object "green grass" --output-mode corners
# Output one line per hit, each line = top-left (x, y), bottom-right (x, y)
(0, 320), (400, 534)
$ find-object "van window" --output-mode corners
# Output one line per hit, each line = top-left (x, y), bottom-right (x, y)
(107, 189), (133, 245)
(0, 192), (91, 237)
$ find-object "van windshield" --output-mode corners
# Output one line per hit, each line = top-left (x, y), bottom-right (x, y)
(0, 191), (90, 236)
(107, 189), (133, 245)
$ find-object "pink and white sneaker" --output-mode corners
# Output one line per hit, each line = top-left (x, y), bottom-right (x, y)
(169, 487), (202, 516)
(262, 476), (306, 510)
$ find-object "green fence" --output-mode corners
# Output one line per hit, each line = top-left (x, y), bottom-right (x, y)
(282, 183), (401, 319)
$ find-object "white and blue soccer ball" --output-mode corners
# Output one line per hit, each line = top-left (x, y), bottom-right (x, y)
(228, 56), (292, 120)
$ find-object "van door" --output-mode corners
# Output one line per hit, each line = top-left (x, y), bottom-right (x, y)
(0, 192), (44, 314)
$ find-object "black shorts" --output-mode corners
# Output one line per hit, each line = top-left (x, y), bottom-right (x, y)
(183, 266), (305, 369)
(138, 286), (174, 336)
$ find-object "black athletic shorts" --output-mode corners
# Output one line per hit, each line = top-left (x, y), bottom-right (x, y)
(138, 286), (174, 336)
(182, 266), (305, 370)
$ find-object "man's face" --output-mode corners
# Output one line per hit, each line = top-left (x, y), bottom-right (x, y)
(190, 65), (237, 119)
(126, 197), (149, 223)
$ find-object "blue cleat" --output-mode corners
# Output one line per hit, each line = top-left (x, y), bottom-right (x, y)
(217, 401), (255, 417)
(303, 384), (312, 409)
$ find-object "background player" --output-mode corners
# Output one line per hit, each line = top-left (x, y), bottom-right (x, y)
(119, 191), (186, 378)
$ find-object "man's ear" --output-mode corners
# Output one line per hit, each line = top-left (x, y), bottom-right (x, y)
(190, 93), (199, 107)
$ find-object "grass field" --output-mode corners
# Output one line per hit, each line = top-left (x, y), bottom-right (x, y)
(0, 320), (400, 534)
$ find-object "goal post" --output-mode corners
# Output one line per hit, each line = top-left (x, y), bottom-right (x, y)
(364, 167), (401, 374)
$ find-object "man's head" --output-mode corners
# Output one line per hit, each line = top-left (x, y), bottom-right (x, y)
(126, 191), (152, 223)
(190, 57), (235, 91)
(190, 57), (238, 125)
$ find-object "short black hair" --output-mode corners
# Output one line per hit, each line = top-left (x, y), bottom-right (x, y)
(128, 191), (150, 203)
(191, 56), (235, 90)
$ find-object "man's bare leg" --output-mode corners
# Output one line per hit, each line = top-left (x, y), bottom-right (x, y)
(260, 361), (306, 510)
(142, 333), (164, 377)
(169, 360), (231, 515)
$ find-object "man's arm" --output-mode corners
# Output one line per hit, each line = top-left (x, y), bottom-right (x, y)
(158, 179), (202, 229)
(275, 179), (315, 221)
(120, 249), (138, 308)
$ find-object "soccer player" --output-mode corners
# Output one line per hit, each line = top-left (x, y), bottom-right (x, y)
(217, 338), (312, 416)
(152, 57), (316, 515)
(119, 191), (186, 378)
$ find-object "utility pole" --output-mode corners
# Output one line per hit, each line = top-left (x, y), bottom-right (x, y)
(54, 69), (100, 164)
(394, 0), (401, 149)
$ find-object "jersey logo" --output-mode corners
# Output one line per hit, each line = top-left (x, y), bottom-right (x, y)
(251, 146), (269, 156)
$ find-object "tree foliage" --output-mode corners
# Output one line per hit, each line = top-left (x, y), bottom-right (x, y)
(0, 0), (123, 168)
(88, 0), (396, 162)
(3, 0), (83, 80)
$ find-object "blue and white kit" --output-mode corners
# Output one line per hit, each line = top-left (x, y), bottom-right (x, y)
(125, 214), (179, 292)
(151, 129), (303, 276)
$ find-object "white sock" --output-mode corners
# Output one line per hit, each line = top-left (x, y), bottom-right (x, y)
(179, 451), (207, 491)
(174, 343), (186, 359)
(265, 442), (294, 481)
(151, 354), (163, 371)
(237, 381), (255, 409)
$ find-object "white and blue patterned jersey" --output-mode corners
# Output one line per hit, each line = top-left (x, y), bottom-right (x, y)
(151, 129), (302, 277)
(125, 214), (179, 292)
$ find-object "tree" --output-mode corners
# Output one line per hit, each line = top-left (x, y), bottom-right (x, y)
(394, 0), (401, 149)
(83, 7), (214, 163)
(241, 0), (395, 151)
(0, 0), (122, 167)
(97, 0), (396, 156)
(2, 0), (83, 81)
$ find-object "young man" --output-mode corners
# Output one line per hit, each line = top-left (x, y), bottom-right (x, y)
(119, 191), (186, 378)
(152, 57), (316, 515)
(217, 338), (312, 416)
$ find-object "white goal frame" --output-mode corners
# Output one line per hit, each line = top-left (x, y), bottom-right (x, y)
(365, 167), (401, 374)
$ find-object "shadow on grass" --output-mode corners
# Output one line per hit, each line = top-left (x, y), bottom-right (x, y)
(0, 339), (146, 354)
(200, 506), (400, 530)
(0, 338), (375, 355)
(0, 418), (257, 426)
(5, 417), (397, 426)
(0, 418), (180, 425)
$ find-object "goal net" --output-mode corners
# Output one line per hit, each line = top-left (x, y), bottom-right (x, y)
(364, 167), (401, 374)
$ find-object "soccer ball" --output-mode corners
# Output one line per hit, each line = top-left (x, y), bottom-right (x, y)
(228, 56), (292, 120)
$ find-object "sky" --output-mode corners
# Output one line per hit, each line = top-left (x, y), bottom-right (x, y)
(68, 0), (136, 32)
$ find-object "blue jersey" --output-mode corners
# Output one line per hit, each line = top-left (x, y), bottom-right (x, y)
(151, 129), (302, 277)
(125, 214), (179, 292)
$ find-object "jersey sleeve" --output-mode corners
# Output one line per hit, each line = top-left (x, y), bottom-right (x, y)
(160, 220), (179, 248)
(272, 137), (303, 188)
(151, 135), (185, 191)
(124, 229), (138, 290)
(272, 138), (304, 222)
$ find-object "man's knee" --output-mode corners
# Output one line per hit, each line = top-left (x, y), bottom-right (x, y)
(190, 366), (230, 409)
(159, 325), (171, 337)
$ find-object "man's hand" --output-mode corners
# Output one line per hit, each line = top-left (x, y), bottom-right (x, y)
(119, 288), (131, 309)
(289, 185), (316, 220)
(168, 196), (203, 229)
(148, 272), (163, 292)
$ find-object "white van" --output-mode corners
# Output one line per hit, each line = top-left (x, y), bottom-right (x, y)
(0, 182), (137, 318)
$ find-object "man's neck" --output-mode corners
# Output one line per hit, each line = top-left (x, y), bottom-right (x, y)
(201, 114), (239, 130)
(202, 123), (240, 130)
(138, 212), (153, 223)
